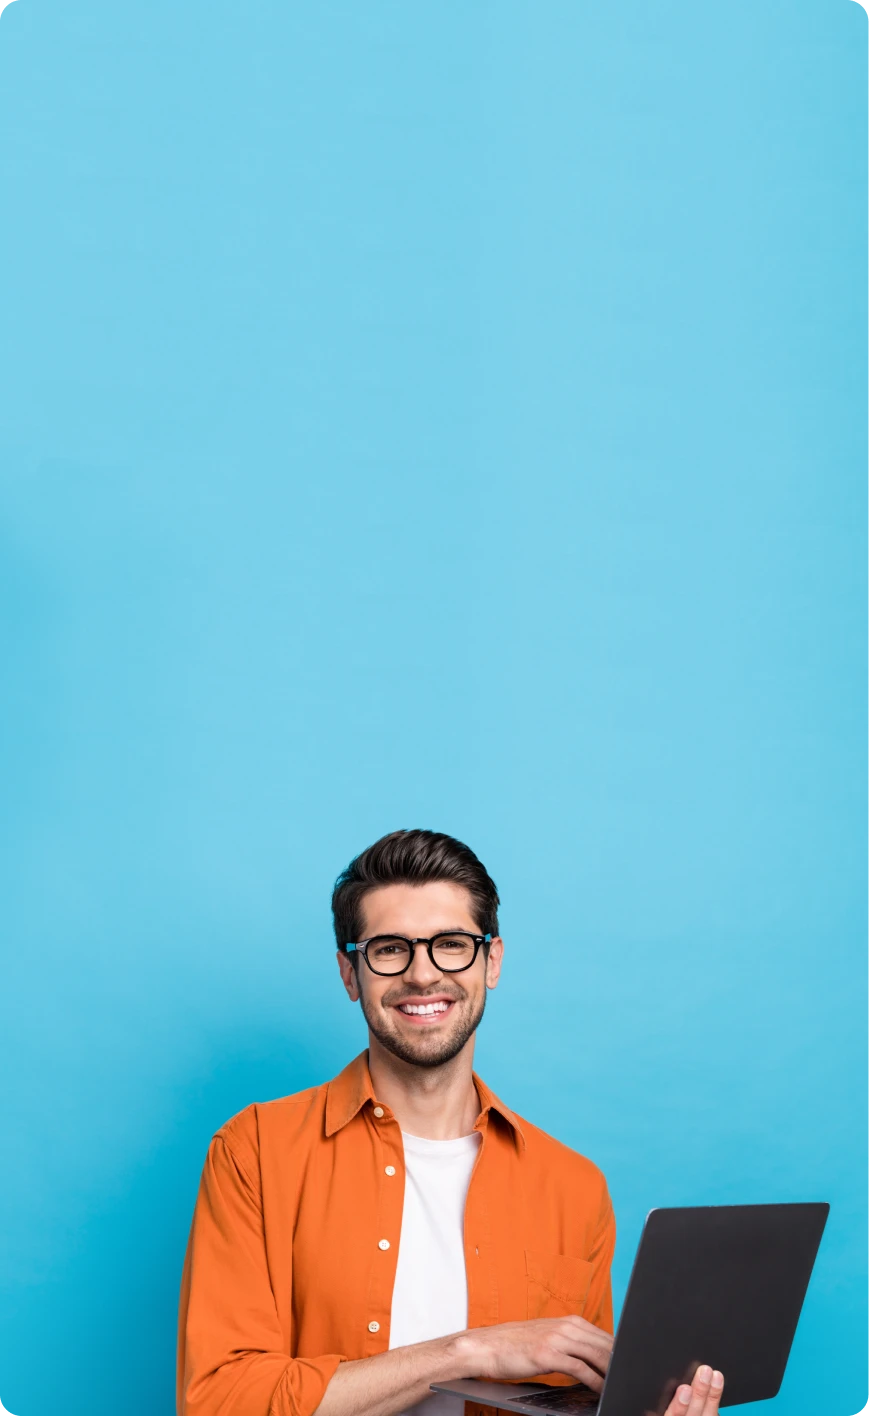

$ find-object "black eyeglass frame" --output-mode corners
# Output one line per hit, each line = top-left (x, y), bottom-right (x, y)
(345, 931), (492, 976)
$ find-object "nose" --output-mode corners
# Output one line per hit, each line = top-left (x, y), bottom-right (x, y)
(403, 940), (443, 988)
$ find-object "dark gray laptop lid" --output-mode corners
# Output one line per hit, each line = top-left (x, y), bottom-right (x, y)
(599, 1202), (829, 1413)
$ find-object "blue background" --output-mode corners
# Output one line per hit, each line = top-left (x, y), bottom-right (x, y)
(0, 1), (866, 1413)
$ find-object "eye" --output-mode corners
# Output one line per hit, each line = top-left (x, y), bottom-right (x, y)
(370, 937), (410, 959)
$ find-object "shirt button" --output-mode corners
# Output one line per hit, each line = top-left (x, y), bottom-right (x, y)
(373, 1106), (384, 1118)
(385, 1165), (396, 1176)
(378, 1238), (390, 1250)
(368, 1320), (380, 1333)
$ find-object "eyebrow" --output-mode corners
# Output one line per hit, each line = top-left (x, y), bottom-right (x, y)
(367, 926), (479, 937)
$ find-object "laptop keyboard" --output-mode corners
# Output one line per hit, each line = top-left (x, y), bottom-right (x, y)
(511, 1387), (600, 1413)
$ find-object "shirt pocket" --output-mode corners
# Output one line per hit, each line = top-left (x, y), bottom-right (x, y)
(525, 1249), (594, 1320)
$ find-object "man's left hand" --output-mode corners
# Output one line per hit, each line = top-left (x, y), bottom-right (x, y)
(663, 1365), (724, 1416)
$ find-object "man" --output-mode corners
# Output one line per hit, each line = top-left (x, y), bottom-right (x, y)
(178, 829), (724, 1416)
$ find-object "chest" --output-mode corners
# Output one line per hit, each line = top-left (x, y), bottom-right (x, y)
(279, 1115), (595, 1358)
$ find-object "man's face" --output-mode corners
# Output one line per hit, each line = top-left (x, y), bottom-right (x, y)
(336, 880), (503, 1068)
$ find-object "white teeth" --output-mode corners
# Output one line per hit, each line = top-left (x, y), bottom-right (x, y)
(398, 1001), (451, 1015)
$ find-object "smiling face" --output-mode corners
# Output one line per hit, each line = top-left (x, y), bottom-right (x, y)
(337, 880), (503, 1068)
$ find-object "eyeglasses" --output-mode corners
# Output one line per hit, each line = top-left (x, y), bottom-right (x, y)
(345, 932), (492, 976)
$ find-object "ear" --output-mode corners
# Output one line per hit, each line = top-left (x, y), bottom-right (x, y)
(485, 936), (504, 990)
(337, 949), (361, 1003)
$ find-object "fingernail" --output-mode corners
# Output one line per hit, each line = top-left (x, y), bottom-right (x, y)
(697, 1366), (712, 1383)
(678, 1388), (692, 1406)
(711, 1372), (724, 1390)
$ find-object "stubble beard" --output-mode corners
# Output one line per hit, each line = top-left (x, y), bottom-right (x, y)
(360, 984), (487, 1068)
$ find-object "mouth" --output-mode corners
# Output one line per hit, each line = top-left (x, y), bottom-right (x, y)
(392, 996), (458, 1026)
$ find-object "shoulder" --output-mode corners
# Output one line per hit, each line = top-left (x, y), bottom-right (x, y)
(212, 1079), (329, 1176)
(514, 1111), (611, 1207)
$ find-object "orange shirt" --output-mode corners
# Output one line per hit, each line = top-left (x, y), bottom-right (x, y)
(177, 1051), (615, 1416)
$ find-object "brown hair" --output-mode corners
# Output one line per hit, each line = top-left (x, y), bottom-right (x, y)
(332, 829), (500, 948)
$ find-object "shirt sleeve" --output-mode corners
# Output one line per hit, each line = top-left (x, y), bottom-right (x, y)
(177, 1131), (346, 1416)
(582, 1179), (616, 1334)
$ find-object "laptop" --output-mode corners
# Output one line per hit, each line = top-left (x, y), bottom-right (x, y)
(432, 1203), (829, 1416)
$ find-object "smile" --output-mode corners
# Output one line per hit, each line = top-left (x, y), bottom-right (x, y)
(395, 1000), (455, 1022)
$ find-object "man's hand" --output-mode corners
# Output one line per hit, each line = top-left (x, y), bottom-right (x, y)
(316, 1322), (722, 1416)
(454, 1316), (614, 1393)
(314, 1319), (613, 1416)
(663, 1366), (724, 1416)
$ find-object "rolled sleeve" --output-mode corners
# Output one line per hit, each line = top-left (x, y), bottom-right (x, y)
(178, 1132), (345, 1416)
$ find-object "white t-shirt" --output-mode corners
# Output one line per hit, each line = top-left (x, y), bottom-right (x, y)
(389, 1129), (482, 1351)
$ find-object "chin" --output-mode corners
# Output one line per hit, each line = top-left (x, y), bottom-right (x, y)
(365, 996), (486, 1069)
(379, 1030), (472, 1068)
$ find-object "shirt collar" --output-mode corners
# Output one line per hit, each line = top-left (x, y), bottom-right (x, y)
(472, 1069), (527, 1149)
(324, 1049), (526, 1149)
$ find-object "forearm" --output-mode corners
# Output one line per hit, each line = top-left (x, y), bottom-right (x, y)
(314, 1332), (471, 1416)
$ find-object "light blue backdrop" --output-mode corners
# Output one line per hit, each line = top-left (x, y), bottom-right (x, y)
(0, 2), (865, 1414)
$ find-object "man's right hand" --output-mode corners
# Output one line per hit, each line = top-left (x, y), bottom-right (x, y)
(316, 1318), (723, 1416)
(314, 1317), (613, 1416)
(453, 1316), (614, 1393)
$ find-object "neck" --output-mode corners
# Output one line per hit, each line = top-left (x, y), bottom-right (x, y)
(366, 1036), (481, 1139)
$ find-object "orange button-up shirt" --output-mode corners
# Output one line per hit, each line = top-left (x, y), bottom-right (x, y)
(177, 1051), (615, 1416)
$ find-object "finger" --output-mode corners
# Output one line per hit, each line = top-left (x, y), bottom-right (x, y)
(549, 1360), (605, 1393)
(556, 1320), (613, 1365)
(560, 1316), (614, 1349)
(663, 1367), (713, 1416)
(554, 1333), (611, 1376)
(683, 1366), (716, 1416)
(692, 1367), (724, 1416)
(702, 1370), (724, 1414)
(575, 1363), (605, 1394)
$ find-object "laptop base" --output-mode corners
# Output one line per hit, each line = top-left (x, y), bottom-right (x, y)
(430, 1380), (599, 1415)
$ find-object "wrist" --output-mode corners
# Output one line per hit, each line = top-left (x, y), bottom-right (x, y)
(442, 1329), (483, 1380)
